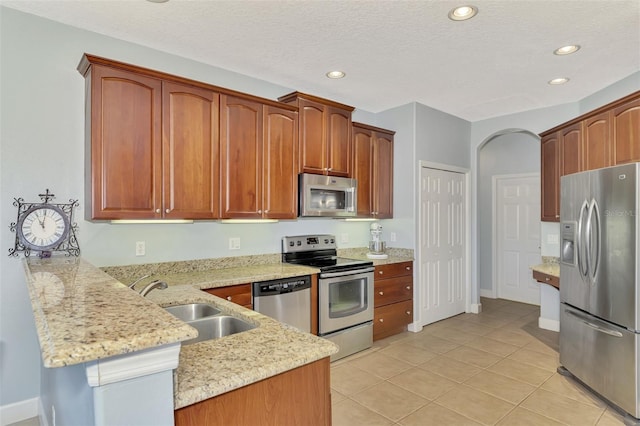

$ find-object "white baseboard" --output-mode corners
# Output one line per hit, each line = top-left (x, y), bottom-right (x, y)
(480, 289), (495, 299)
(407, 321), (422, 333)
(469, 303), (482, 314)
(0, 397), (39, 426)
(538, 317), (560, 332)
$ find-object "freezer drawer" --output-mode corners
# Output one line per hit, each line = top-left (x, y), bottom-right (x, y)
(560, 304), (639, 418)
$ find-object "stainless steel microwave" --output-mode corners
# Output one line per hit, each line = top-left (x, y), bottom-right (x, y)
(299, 173), (357, 217)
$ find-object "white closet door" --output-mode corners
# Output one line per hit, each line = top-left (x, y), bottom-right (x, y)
(421, 167), (466, 325)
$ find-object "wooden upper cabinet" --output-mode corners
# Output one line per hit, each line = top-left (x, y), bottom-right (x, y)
(560, 123), (582, 176)
(220, 96), (298, 219)
(373, 131), (394, 218)
(352, 126), (374, 217)
(262, 105), (298, 219)
(539, 90), (640, 222)
(612, 96), (640, 165)
(541, 132), (560, 222)
(326, 106), (352, 176)
(85, 64), (163, 220)
(352, 123), (394, 218)
(220, 95), (263, 218)
(583, 111), (612, 170)
(278, 92), (354, 177)
(162, 81), (219, 219)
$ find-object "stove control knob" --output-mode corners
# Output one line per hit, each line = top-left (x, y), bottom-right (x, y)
(296, 241), (302, 246)
(324, 238), (329, 244)
(289, 241), (294, 247)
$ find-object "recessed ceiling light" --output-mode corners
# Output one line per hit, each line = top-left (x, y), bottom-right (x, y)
(554, 45), (581, 55)
(448, 5), (478, 21)
(326, 71), (346, 79)
(147, 0), (169, 3)
(548, 77), (570, 85)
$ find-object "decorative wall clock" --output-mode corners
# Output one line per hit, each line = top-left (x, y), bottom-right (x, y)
(9, 189), (80, 258)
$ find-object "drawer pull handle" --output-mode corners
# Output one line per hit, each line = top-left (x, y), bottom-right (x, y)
(379, 291), (384, 295)
(226, 296), (232, 301)
(379, 318), (384, 322)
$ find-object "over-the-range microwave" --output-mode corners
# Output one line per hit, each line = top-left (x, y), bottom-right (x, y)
(299, 173), (357, 217)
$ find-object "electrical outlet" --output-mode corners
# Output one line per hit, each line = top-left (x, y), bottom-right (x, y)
(390, 232), (397, 242)
(135, 241), (146, 256)
(341, 233), (349, 243)
(229, 237), (241, 250)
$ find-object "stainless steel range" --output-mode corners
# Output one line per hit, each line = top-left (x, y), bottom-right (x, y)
(282, 234), (374, 361)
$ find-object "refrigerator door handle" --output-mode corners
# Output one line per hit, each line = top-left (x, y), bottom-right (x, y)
(588, 199), (601, 280)
(564, 309), (624, 338)
(577, 200), (589, 278)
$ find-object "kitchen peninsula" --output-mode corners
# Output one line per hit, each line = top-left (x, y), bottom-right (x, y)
(24, 256), (337, 425)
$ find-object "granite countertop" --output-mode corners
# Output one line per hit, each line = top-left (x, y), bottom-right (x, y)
(338, 247), (414, 266)
(530, 257), (560, 278)
(23, 256), (337, 409)
(23, 257), (197, 368)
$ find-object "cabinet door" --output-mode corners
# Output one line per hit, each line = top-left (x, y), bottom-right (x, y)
(220, 95), (263, 218)
(162, 82), (219, 219)
(352, 126), (373, 216)
(326, 106), (352, 177)
(298, 98), (327, 175)
(583, 111), (612, 171)
(88, 65), (162, 219)
(263, 106), (298, 219)
(612, 97), (640, 165)
(373, 132), (394, 218)
(560, 123), (582, 176)
(541, 133), (560, 221)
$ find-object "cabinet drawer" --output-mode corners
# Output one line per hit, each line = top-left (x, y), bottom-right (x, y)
(532, 270), (559, 289)
(373, 300), (413, 341)
(205, 284), (252, 308)
(374, 276), (412, 307)
(375, 261), (412, 279)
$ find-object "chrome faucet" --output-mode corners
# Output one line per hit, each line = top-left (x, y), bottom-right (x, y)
(139, 280), (168, 297)
(128, 274), (152, 289)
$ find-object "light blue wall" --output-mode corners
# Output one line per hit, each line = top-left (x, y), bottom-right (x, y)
(0, 7), (383, 407)
(415, 103), (471, 170)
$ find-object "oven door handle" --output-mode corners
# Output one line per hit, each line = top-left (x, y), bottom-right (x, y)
(320, 267), (375, 278)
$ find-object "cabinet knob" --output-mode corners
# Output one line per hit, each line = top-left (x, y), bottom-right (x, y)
(406, 266), (411, 271)
(406, 311), (411, 315)
(155, 209), (161, 213)
(555, 215), (560, 218)
(379, 318), (384, 323)
(378, 271), (383, 275)
(545, 277), (550, 281)
(379, 291), (384, 295)
(328, 167), (333, 171)
(258, 210), (262, 214)
(227, 296), (232, 301)
(165, 209), (170, 214)
(406, 286), (411, 290)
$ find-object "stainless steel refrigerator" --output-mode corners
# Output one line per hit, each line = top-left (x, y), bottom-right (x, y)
(559, 162), (640, 422)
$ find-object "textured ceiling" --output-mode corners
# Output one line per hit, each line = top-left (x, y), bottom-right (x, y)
(2, 0), (639, 121)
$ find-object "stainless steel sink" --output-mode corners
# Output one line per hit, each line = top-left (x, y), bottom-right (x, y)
(182, 316), (256, 345)
(164, 303), (221, 322)
(164, 303), (255, 345)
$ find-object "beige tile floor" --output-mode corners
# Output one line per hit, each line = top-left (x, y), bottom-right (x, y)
(331, 297), (630, 426)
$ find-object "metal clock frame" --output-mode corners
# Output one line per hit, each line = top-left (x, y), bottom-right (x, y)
(9, 189), (80, 258)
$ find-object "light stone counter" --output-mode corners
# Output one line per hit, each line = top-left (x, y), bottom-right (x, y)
(338, 247), (414, 266)
(23, 257), (197, 368)
(530, 256), (560, 278)
(24, 256), (337, 410)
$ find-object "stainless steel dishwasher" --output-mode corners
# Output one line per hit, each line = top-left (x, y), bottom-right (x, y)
(252, 275), (311, 333)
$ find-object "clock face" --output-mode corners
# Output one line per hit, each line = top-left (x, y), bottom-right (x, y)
(18, 205), (70, 251)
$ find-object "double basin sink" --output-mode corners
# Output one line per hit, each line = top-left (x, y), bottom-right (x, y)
(164, 303), (255, 345)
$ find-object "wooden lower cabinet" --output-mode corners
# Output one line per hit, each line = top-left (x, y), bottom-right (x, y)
(205, 283), (252, 309)
(532, 270), (559, 289)
(373, 261), (413, 341)
(174, 358), (331, 426)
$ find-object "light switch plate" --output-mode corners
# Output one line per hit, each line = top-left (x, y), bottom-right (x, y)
(229, 237), (241, 250)
(135, 241), (145, 256)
